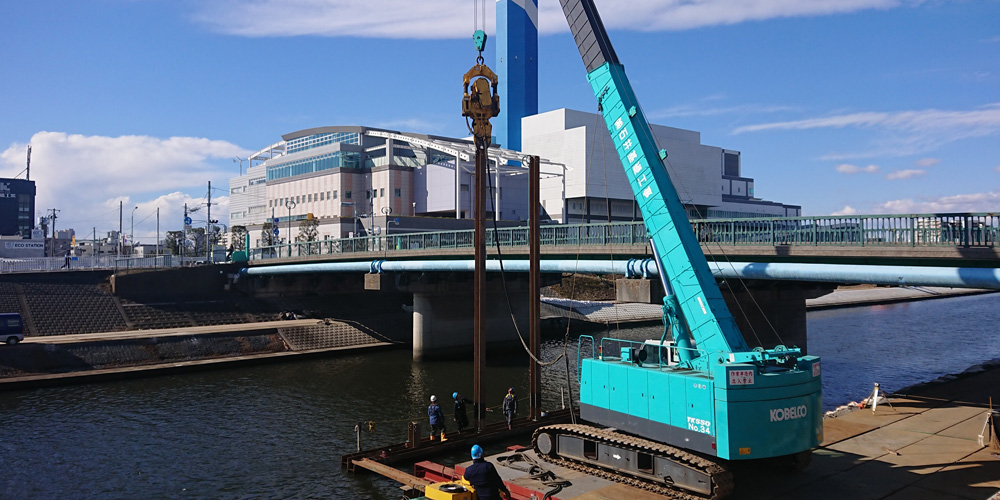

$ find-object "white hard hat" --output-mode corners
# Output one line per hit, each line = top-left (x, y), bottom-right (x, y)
(430, 395), (437, 402)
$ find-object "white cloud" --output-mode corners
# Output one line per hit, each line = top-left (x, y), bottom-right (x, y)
(192, 0), (920, 39)
(835, 163), (879, 174)
(734, 103), (1000, 157)
(995, 165), (1000, 173)
(651, 103), (797, 120)
(885, 169), (925, 180)
(832, 205), (858, 215)
(0, 132), (245, 242)
(914, 158), (939, 167)
(873, 190), (1000, 213)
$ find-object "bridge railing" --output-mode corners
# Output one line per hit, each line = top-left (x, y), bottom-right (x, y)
(247, 212), (998, 262)
(0, 255), (177, 273)
(693, 213), (999, 247)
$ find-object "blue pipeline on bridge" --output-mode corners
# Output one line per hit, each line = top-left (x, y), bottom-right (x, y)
(239, 258), (1000, 290)
(248, 212), (999, 262)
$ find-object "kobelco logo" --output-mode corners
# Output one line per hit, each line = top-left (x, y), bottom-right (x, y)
(770, 405), (808, 422)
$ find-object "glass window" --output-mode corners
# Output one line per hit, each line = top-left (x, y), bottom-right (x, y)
(394, 188), (401, 197)
(346, 191), (352, 199)
(333, 190), (338, 200)
(380, 188), (385, 198)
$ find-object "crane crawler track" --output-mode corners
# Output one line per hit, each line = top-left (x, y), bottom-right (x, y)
(532, 424), (734, 500)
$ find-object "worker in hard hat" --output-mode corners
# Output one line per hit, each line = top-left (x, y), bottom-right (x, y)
(428, 395), (446, 441)
(463, 445), (511, 500)
(502, 387), (518, 430)
(453, 391), (474, 433)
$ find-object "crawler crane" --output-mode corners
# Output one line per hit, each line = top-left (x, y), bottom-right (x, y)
(531, 2), (823, 498)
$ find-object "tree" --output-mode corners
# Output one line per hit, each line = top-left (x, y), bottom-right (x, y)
(298, 218), (319, 242)
(189, 227), (207, 255)
(298, 218), (320, 254)
(260, 222), (276, 247)
(165, 231), (184, 255)
(231, 225), (248, 251)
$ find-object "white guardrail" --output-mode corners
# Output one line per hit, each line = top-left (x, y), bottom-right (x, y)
(0, 255), (206, 273)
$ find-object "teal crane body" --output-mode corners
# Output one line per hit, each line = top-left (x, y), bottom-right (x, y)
(561, 0), (823, 461)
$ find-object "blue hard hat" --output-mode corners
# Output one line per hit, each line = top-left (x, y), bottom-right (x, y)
(471, 445), (484, 459)
(453, 392), (459, 399)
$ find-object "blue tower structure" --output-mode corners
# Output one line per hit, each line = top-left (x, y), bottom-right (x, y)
(496, 0), (538, 151)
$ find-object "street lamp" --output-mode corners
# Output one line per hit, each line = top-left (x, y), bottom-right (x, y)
(285, 199), (296, 257)
(381, 206), (393, 235)
(130, 206), (138, 256)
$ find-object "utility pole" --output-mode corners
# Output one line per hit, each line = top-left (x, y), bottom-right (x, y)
(207, 181), (211, 262)
(48, 208), (60, 257)
(119, 201), (123, 256)
(183, 203), (188, 263)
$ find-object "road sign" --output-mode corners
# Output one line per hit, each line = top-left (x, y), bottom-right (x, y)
(273, 218), (280, 224)
(184, 216), (192, 225)
(272, 227), (280, 236)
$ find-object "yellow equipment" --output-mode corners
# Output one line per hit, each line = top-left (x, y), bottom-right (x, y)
(424, 479), (477, 500)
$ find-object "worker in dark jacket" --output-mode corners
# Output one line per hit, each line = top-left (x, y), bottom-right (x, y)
(428, 395), (446, 440)
(502, 387), (518, 430)
(463, 445), (510, 500)
(453, 392), (474, 433)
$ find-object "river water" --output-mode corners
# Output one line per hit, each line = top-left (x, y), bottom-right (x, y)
(2, 292), (998, 499)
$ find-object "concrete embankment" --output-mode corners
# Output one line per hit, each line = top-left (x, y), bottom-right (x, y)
(0, 319), (396, 390)
(542, 286), (998, 325)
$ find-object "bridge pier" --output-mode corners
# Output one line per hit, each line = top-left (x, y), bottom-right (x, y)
(412, 288), (528, 360)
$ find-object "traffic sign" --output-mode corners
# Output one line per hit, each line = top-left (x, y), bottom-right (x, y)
(272, 227), (280, 236)
(184, 216), (193, 225)
(273, 217), (280, 224)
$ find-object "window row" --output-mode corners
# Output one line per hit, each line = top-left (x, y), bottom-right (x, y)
(266, 151), (361, 181)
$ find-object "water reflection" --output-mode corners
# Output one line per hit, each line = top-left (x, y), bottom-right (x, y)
(1, 293), (997, 499)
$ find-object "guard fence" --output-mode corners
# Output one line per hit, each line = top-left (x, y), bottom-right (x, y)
(249, 212), (998, 262)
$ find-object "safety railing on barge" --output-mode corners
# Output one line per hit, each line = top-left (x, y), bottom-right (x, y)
(248, 212), (999, 261)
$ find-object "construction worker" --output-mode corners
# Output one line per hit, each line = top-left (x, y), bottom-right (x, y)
(453, 392), (473, 433)
(502, 387), (518, 430)
(428, 395), (446, 441)
(463, 445), (511, 500)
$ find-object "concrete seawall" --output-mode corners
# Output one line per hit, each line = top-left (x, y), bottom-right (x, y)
(0, 320), (396, 390)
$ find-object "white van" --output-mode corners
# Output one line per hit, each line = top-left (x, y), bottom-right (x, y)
(0, 313), (25, 345)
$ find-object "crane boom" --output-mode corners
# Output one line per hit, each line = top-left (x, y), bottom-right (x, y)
(559, 0), (748, 365)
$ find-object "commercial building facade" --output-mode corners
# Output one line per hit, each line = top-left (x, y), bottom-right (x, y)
(0, 178), (36, 237)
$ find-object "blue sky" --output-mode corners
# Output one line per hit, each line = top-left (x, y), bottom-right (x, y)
(1, 0), (998, 242)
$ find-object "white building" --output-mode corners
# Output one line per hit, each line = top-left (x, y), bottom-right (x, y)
(230, 127), (536, 246)
(229, 116), (799, 248)
(523, 109), (799, 224)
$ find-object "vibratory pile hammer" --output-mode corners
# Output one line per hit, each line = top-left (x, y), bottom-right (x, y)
(531, 2), (823, 498)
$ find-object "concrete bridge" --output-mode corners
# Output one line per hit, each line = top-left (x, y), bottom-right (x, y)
(235, 213), (998, 359)
(6, 213), (996, 361)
